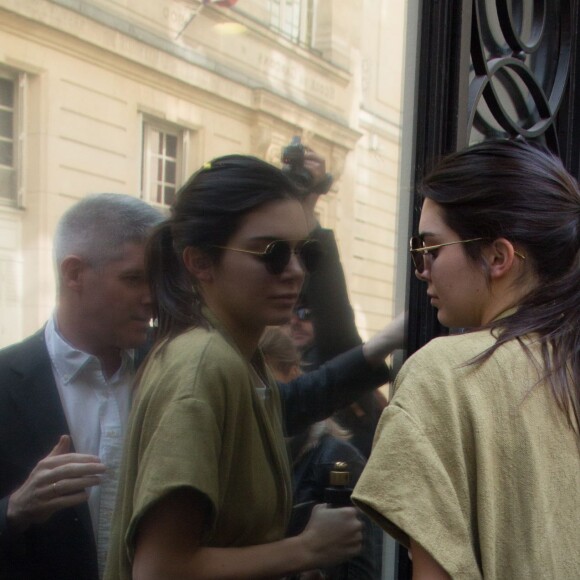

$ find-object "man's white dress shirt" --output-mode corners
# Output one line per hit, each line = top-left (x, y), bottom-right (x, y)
(45, 317), (133, 578)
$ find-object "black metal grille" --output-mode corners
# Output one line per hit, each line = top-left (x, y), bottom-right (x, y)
(467, 0), (573, 152)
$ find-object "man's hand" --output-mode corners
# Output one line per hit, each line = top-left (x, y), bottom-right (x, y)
(7, 435), (106, 532)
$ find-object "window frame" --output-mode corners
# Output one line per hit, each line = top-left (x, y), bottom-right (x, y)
(140, 117), (188, 208)
(0, 70), (26, 208)
(268, 0), (316, 47)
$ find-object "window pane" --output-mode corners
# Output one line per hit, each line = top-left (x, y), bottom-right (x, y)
(164, 186), (176, 206)
(165, 160), (176, 184)
(0, 141), (13, 166)
(270, 0), (302, 41)
(166, 134), (178, 158)
(142, 121), (185, 206)
(0, 110), (13, 139)
(0, 78), (13, 108)
(270, 0), (281, 24)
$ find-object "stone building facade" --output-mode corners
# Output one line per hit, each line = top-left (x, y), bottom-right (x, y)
(0, 0), (405, 347)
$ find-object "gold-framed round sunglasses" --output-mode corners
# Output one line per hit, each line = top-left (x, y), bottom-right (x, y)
(409, 236), (525, 273)
(214, 239), (322, 275)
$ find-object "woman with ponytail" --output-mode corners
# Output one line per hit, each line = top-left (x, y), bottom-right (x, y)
(105, 155), (362, 580)
(353, 139), (580, 579)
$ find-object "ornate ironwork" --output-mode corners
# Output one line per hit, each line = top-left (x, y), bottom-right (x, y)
(467, 0), (572, 152)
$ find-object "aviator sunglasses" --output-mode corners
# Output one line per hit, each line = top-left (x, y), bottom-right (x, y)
(214, 239), (323, 275)
(409, 236), (526, 273)
(409, 236), (484, 273)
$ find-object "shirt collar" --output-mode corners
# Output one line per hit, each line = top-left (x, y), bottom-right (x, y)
(45, 316), (135, 385)
(492, 307), (518, 322)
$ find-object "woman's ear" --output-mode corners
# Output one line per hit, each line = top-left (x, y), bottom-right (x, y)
(485, 238), (520, 280)
(182, 247), (213, 283)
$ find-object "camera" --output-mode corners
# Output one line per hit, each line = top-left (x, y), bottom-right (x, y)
(281, 137), (312, 191)
(281, 136), (333, 195)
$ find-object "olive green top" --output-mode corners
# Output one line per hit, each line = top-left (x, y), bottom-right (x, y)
(105, 312), (292, 580)
(353, 329), (580, 580)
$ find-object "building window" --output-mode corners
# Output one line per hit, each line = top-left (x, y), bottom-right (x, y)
(141, 121), (186, 207)
(269, 0), (315, 46)
(0, 74), (19, 205)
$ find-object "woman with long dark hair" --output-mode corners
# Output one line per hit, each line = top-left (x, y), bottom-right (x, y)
(353, 139), (580, 579)
(105, 155), (362, 579)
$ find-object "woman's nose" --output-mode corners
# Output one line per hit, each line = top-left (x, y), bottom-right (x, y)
(285, 253), (306, 279)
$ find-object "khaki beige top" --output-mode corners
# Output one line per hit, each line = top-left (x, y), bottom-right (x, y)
(105, 313), (292, 580)
(353, 329), (580, 580)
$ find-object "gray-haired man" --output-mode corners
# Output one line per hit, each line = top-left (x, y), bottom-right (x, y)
(0, 194), (162, 580)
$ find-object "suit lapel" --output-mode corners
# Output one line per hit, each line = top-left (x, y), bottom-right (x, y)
(9, 330), (69, 451)
(8, 330), (96, 544)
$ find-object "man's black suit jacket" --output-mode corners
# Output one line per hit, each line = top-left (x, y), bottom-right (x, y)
(0, 329), (388, 580)
(0, 330), (99, 580)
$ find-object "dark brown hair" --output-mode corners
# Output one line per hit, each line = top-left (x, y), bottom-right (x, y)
(419, 138), (580, 433)
(147, 155), (298, 343)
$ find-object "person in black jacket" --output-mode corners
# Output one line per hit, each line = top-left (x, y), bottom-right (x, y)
(284, 146), (393, 458)
(261, 326), (403, 579)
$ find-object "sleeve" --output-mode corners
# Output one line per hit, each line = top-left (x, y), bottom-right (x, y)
(279, 346), (390, 436)
(0, 496), (24, 547)
(304, 226), (362, 366)
(352, 401), (482, 579)
(125, 394), (222, 551)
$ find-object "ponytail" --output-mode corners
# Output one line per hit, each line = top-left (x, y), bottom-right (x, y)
(146, 222), (206, 344)
(485, 247), (580, 433)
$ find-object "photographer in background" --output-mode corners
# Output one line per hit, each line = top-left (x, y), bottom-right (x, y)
(282, 139), (387, 459)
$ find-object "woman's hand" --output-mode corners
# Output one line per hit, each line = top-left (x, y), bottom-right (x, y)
(362, 311), (407, 366)
(297, 503), (363, 570)
(133, 493), (362, 579)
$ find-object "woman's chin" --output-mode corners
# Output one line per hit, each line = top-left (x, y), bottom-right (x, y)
(436, 310), (454, 329)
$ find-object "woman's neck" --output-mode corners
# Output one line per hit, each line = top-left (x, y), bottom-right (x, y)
(481, 274), (538, 325)
(228, 325), (262, 360)
(202, 301), (262, 360)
